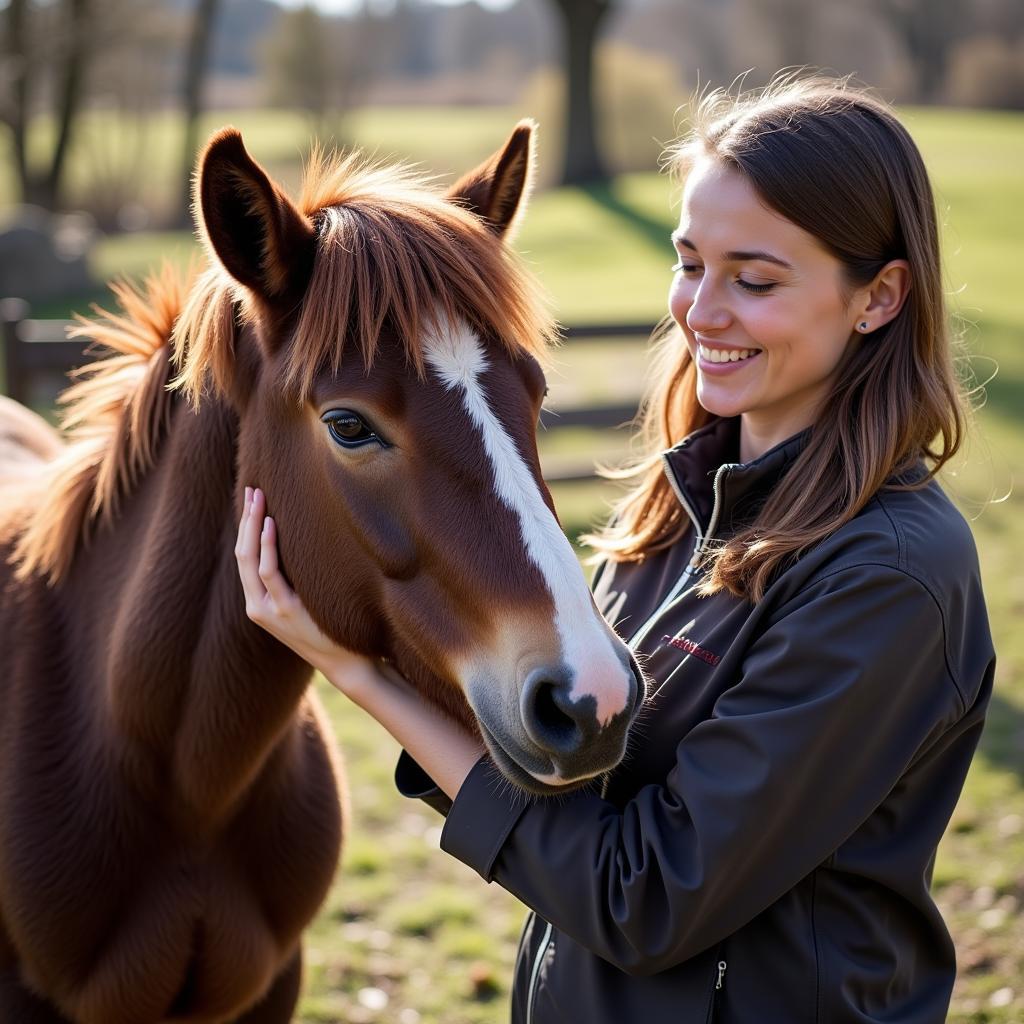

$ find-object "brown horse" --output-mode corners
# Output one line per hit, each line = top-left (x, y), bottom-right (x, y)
(0, 123), (642, 1023)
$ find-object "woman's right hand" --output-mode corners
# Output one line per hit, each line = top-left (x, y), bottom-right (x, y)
(235, 487), (485, 798)
(235, 486), (379, 697)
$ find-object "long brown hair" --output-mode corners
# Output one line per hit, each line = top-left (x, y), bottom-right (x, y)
(585, 73), (971, 600)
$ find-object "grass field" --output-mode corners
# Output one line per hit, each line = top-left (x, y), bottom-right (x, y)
(3, 104), (1023, 1022)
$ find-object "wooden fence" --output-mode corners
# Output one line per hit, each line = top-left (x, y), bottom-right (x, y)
(0, 302), (653, 484)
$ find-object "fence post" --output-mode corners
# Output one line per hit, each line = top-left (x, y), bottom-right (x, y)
(1, 297), (31, 403)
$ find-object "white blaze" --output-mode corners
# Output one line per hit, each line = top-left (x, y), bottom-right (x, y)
(423, 316), (631, 726)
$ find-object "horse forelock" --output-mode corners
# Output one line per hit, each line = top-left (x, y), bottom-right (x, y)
(11, 266), (187, 583)
(284, 151), (557, 403)
(174, 151), (556, 407)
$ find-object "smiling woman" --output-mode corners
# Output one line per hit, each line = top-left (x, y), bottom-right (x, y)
(666, 154), (910, 464)
(237, 73), (994, 1024)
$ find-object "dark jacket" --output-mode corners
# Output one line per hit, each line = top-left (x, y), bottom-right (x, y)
(396, 416), (995, 1024)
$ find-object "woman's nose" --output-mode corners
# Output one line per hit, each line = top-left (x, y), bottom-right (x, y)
(684, 278), (732, 334)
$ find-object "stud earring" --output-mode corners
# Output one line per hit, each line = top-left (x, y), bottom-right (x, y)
(858, 321), (869, 332)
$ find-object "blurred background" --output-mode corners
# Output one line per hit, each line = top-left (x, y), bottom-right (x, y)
(1, 1), (1023, 1021)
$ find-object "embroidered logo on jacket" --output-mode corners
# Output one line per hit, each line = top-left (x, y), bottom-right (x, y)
(662, 634), (721, 666)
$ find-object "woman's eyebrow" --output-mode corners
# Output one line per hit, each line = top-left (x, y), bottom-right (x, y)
(671, 232), (794, 271)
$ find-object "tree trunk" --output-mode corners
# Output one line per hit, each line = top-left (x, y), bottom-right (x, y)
(44, 0), (91, 210)
(4, 0), (32, 204)
(179, 0), (221, 226)
(878, 0), (963, 103)
(550, 0), (613, 186)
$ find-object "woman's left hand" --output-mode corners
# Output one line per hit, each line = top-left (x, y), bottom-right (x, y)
(235, 486), (379, 699)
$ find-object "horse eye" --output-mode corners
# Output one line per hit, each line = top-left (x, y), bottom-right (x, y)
(322, 410), (383, 449)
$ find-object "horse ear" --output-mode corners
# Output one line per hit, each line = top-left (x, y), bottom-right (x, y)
(447, 119), (537, 240)
(196, 127), (316, 303)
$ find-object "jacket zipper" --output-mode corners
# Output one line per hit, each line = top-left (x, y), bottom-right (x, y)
(627, 458), (732, 651)
(679, 460), (729, 574)
(705, 946), (728, 1023)
(512, 911), (533, 1007)
(700, 465), (729, 565)
(526, 918), (553, 1024)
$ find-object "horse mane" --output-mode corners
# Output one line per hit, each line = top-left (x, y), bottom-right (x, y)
(10, 148), (557, 583)
(172, 149), (557, 406)
(9, 266), (186, 583)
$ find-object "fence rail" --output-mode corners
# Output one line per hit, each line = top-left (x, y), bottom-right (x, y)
(1, 303), (653, 483)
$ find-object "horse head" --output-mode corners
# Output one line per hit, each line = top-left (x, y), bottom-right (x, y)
(175, 124), (644, 794)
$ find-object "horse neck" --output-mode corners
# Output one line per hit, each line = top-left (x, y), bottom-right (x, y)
(80, 393), (313, 830)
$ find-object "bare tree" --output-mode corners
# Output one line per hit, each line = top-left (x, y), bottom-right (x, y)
(179, 0), (223, 225)
(47, 0), (91, 206)
(743, 0), (818, 69)
(548, 0), (615, 185)
(875, 0), (968, 102)
(3, 0), (31, 198)
(260, 5), (367, 144)
(78, 0), (175, 228)
(2, 0), (97, 209)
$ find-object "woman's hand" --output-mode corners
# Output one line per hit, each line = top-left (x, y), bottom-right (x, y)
(235, 486), (486, 799)
(235, 486), (378, 698)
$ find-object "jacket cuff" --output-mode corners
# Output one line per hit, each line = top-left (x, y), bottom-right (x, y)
(394, 749), (453, 818)
(440, 753), (531, 881)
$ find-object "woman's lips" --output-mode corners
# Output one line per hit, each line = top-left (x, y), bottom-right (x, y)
(696, 344), (763, 375)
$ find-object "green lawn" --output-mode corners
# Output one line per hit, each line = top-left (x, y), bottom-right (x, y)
(0, 106), (547, 225)
(3, 104), (1023, 1022)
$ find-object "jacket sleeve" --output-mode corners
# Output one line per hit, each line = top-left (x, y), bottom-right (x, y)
(395, 748), (453, 817)
(438, 563), (967, 976)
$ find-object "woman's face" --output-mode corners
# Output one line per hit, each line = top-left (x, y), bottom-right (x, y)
(668, 155), (864, 462)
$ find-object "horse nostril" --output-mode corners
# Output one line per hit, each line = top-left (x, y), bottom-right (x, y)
(521, 671), (590, 756)
(534, 682), (578, 743)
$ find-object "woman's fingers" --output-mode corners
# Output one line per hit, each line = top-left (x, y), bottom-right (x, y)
(236, 486), (269, 611)
(258, 515), (297, 610)
(234, 486), (299, 616)
(234, 485), (253, 553)
(232, 488), (381, 684)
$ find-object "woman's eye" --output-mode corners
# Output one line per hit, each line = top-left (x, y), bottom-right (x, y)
(671, 261), (702, 274)
(737, 278), (775, 294)
(323, 410), (385, 449)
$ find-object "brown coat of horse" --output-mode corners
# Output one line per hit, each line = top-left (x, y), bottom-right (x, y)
(0, 125), (641, 1022)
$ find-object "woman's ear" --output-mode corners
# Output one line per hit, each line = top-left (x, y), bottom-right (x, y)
(446, 119), (537, 241)
(196, 127), (317, 304)
(857, 259), (911, 333)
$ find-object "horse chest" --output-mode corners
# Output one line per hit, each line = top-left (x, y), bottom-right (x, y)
(0, 687), (342, 1023)
(7, 847), (284, 1022)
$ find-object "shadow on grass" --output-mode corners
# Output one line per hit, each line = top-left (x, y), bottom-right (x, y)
(25, 284), (118, 321)
(977, 691), (1024, 782)
(975, 366), (1024, 432)
(579, 181), (674, 250)
(961, 314), (1022, 426)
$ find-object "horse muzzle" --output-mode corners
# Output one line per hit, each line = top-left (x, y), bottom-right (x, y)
(468, 653), (645, 795)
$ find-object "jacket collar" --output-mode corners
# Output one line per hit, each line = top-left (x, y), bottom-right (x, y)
(662, 417), (811, 539)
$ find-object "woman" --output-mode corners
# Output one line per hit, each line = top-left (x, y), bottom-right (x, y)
(235, 76), (994, 1023)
